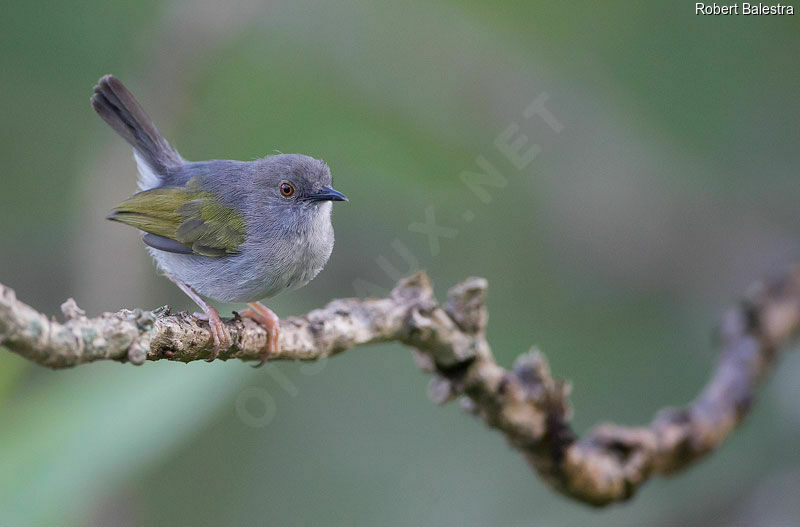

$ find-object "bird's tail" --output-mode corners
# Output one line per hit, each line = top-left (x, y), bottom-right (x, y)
(91, 74), (183, 179)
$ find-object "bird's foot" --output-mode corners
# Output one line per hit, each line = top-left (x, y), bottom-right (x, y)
(238, 302), (280, 367)
(192, 307), (232, 361)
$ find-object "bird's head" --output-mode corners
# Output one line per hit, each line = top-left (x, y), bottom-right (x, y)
(254, 153), (347, 210)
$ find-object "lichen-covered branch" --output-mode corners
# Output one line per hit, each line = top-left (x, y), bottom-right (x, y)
(2, 268), (799, 506)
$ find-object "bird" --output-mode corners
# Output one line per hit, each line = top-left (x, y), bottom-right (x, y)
(91, 74), (347, 364)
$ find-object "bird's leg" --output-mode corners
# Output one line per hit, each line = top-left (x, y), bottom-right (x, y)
(237, 302), (280, 366)
(166, 273), (232, 361)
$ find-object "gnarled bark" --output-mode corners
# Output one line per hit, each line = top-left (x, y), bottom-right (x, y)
(2, 268), (798, 506)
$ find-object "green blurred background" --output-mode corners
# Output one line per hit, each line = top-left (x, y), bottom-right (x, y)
(1, 1), (799, 525)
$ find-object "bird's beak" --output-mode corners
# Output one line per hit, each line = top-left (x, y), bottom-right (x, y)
(307, 186), (349, 202)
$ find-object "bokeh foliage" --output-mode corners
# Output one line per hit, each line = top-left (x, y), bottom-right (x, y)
(1, 1), (799, 525)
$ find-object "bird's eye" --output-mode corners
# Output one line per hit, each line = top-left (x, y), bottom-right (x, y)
(279, 182), (295, 197)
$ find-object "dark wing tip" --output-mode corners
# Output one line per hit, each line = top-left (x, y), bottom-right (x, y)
(143, 233), (194, 254)
(106, 210), (136, 222)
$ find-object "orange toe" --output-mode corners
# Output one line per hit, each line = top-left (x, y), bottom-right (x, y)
(239, 302), (280, 366)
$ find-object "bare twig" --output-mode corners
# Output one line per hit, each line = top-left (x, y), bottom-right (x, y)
(1, 268), (799, 506)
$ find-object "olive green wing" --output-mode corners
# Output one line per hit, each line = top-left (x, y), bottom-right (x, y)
(107, 182), (246, 257)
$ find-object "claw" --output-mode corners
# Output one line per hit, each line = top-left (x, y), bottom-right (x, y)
(238, 302), (280, 366)
(194, 307), (231, 361)
(164, 273), (233, 361)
